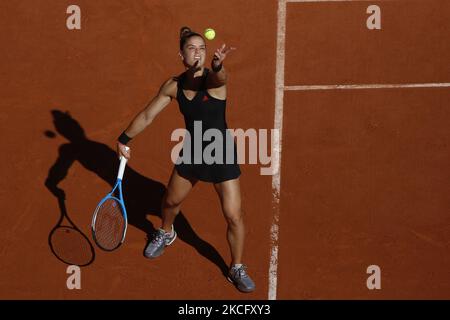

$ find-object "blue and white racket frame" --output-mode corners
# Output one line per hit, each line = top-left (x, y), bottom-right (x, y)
(91, 148), (129, 250)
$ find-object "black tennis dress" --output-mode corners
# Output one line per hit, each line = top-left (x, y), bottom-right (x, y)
(174, 68), (241, 183)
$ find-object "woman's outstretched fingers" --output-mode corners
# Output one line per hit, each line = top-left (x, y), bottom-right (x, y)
(214, 44), (236, 64)
(225, 46), (236, 54)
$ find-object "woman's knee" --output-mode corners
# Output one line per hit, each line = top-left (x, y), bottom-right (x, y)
(162, 191), (182, 209)
(224, 206), (244, 226)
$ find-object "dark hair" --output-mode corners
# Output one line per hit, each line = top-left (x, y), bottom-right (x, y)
(179, 26), (204, 50)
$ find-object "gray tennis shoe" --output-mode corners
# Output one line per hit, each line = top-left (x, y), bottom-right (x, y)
(144, 225), (177, 259)
(227, 264), (256, 293)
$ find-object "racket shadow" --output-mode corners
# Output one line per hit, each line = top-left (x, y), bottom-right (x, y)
(45, 110), (228, 276)
(47, 194), (95, 267)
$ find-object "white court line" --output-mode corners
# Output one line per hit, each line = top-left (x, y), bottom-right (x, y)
(269, 0), (379, 302)
(285, 83), (450, 90)
(269, 0), (287, 301)
(270, 0), (447, 302)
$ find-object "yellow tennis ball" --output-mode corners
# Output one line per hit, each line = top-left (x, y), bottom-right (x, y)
(204, 28), (216, 40)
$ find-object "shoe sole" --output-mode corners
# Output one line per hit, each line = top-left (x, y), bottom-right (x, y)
(227, 277), (255, 293)
(144, 246), (164, 259)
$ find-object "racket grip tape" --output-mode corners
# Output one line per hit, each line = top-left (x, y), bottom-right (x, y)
(118, 146), (129, 180)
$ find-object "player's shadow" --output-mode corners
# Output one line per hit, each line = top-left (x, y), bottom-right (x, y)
(44, 110), (229, 276)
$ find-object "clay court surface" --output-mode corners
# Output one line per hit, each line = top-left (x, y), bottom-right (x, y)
(1, 0), (449, 299)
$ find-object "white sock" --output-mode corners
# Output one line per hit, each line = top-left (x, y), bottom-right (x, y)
(161, 226), (173, 236)
(232, 264), (243, 269)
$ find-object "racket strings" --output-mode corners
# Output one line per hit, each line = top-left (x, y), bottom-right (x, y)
(93, 198), (126, 250)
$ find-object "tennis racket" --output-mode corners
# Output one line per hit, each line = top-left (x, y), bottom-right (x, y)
(91, 147), (129, 251)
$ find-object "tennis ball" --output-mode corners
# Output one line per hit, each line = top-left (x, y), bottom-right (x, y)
(204, 28), (216, 40)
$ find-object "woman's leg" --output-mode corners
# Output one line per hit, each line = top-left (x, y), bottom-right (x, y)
(145, 168), (196, 259)
(214, 177), (255, 292)
(213, 178), (244, 266)
(161, 168), (197, 232)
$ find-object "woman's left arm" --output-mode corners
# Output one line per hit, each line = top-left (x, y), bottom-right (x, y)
(208, 44), (236, 88)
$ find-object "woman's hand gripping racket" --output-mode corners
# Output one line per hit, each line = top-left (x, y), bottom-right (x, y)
(91, 146), (130, 251)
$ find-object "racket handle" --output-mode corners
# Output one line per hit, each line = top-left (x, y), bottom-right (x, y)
(118, 146), (129, 180)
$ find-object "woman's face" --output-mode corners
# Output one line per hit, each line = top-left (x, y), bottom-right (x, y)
(180, 36), (206, 68)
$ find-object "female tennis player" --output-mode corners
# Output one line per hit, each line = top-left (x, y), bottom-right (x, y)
(116, 27), (255, 293)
